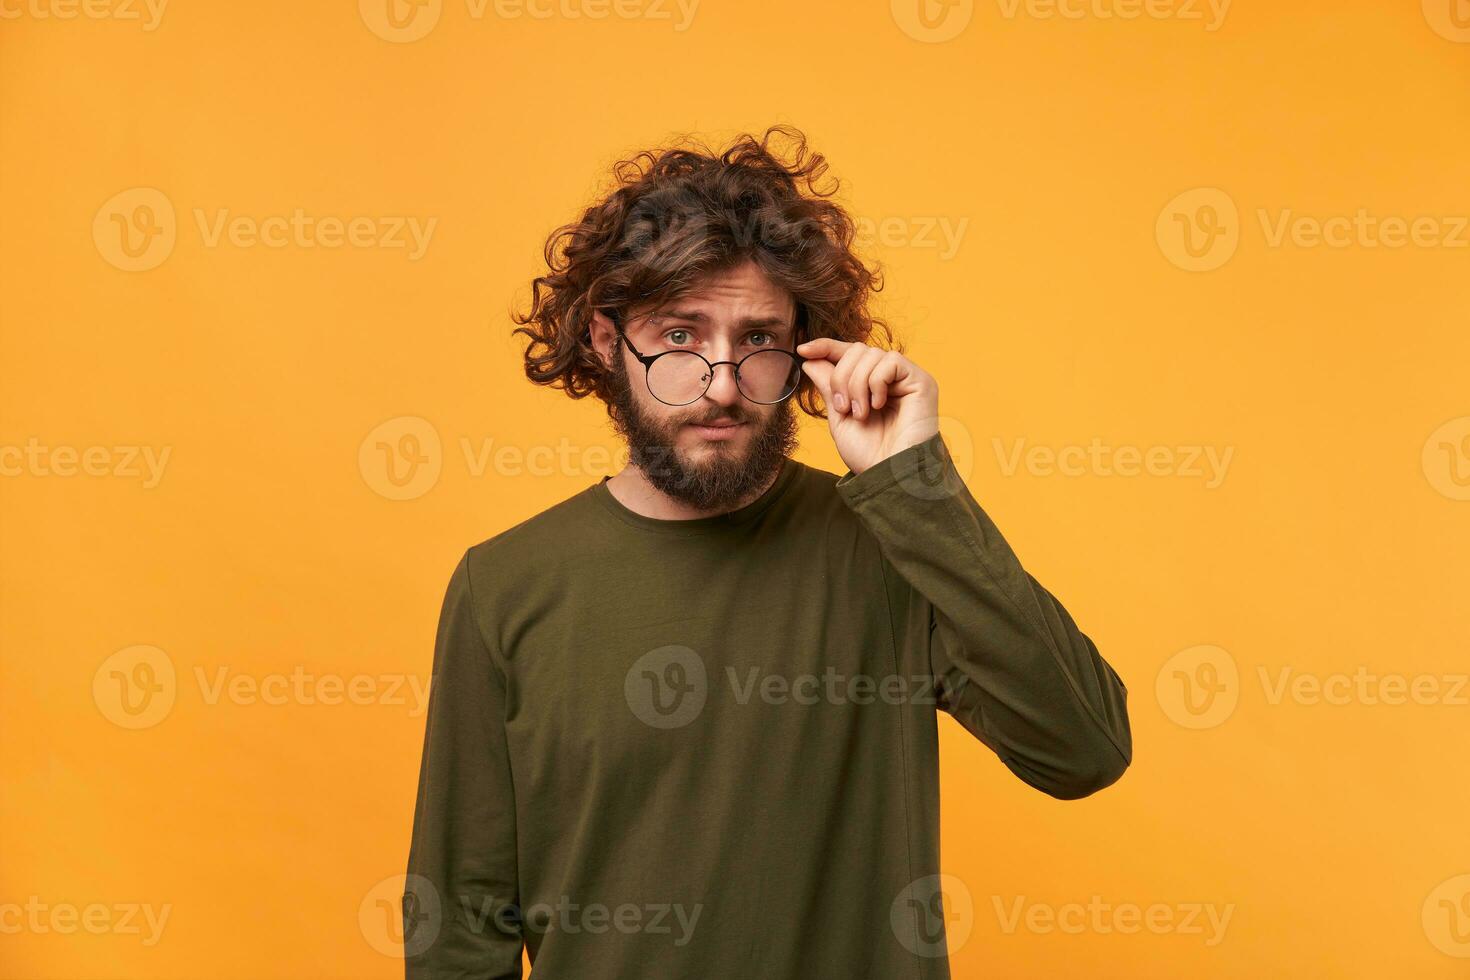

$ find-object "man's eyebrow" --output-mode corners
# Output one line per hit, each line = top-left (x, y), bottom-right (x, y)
(651, 309), (791, 331)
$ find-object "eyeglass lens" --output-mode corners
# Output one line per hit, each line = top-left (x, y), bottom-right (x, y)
(646, 349), (801, 405)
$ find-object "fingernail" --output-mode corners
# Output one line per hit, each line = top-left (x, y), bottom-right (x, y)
(834, 392), (847, 412)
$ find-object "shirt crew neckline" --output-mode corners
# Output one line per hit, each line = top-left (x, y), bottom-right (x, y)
(590, 456), (801, 534)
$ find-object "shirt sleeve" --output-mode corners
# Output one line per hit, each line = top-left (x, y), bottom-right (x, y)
(835, 431), (1132, 800)
(404, 550), (524, 978)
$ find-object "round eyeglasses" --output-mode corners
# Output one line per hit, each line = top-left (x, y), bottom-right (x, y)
(610, 314), (806, 407)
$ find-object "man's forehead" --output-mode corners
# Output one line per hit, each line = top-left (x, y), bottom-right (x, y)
(645, 290), (794, 328)
(647, 305), (792, 330)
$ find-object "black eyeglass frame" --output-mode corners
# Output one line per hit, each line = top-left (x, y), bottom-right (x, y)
(608, 311), (808, 407)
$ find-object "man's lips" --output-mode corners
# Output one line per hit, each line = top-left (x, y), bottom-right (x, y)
(686, 419), (746, 440)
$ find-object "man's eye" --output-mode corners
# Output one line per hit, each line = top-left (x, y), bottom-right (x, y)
(748, 332), (773, 347)
(666, 329), (691, 346)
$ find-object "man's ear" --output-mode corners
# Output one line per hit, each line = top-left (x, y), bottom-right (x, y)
(588, 309), (617, 370)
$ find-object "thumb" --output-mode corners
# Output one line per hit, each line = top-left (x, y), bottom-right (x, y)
(800, 358), (834, 400)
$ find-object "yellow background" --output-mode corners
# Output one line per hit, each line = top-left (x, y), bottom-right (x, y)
(2, 0), (1468, 976)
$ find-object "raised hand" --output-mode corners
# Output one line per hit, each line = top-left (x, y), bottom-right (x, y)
(796, 338), (940, 476)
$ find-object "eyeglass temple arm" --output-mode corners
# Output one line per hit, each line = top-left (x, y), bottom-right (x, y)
(607, 313), (658, 367)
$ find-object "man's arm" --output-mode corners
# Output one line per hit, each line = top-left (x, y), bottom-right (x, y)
(835, 431), (1132, 800)
(404, 550), (523, 978)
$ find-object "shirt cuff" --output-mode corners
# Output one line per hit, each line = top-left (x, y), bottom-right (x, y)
(834, 430), (953, 505)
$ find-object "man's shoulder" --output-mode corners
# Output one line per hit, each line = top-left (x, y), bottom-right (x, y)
(459, 483), (602, 580)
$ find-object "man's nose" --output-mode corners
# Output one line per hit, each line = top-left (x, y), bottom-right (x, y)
(702, 358), (742, 406)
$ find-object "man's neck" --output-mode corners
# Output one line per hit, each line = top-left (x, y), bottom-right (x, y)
(603, 462), (783, 521)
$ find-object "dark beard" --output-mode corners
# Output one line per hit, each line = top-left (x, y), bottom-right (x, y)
(606, 344), (800, 513)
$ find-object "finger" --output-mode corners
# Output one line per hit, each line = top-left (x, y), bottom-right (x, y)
(827, 342), (873, 414)
(845, 346), (888, 420)
(795, 337), (853, 365)
(868, 352), (904, 412)
(799, 356), (834, 403)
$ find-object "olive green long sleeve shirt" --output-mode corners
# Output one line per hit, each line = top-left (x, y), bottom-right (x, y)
(403, 430), (1132, 979)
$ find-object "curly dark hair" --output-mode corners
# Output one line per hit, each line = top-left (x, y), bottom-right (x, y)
(510, 124), (897, 420)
